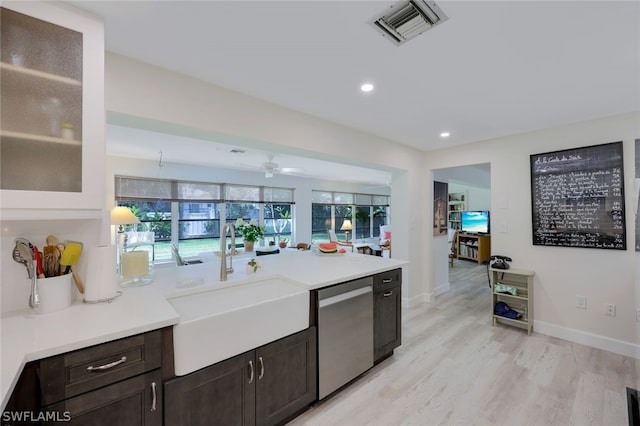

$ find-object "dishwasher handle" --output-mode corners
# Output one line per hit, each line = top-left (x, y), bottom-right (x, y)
(318, 286), (372, 308)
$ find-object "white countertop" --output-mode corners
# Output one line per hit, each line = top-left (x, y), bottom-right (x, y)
(1, 249), (407, 409)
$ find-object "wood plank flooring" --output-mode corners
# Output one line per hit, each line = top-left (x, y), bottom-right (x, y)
(289, 260), (638, 425)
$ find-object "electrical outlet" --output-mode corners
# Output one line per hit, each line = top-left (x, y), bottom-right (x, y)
(576, 295), (587, 309)
(636, 309), (640, 323)
(605, 304), (616, 317)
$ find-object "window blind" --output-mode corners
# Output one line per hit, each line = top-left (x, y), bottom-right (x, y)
(312, 190), (389, 206)
(115, 176), (293, 204)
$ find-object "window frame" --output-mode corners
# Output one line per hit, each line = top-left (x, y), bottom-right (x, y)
(311, 191), (390, 244)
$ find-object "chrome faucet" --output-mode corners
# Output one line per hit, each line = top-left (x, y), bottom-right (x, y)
(220, 223), (236, 281)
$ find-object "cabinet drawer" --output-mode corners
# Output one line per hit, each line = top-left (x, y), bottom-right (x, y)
(373, 268), (402, 291)
(40, 330), (161, 406)
(43, 369), (162, 426)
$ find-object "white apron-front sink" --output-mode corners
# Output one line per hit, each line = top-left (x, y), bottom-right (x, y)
(168, 278), (309, 376)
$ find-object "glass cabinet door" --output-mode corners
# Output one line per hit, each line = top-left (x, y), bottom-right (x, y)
(1, 7), (83, 192)
(0, 2), (104, 216)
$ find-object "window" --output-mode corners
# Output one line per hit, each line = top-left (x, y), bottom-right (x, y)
(264, 203), (292, 243)
(115, 176), (294, 262)
(226, 202), (260, 242)
(355, 206), (371, 238)
(117, 200), (172, 260)
(178, 202), (220, 257)
(311, 191), (390, 243)
(311, 204), (333, 243)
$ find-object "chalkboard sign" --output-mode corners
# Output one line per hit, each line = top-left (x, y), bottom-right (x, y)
(530, 141), (626, 250)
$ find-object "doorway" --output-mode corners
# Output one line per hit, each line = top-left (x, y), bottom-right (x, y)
(433, 163), (491, 293)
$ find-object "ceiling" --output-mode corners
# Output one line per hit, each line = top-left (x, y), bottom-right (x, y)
(106, 124), (393, 185)
(70, 0), (640, 184)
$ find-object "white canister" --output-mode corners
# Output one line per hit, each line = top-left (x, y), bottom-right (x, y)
(31, 274), (73, 314)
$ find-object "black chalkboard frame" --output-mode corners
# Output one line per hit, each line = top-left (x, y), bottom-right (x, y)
(530, 141), (627, 250)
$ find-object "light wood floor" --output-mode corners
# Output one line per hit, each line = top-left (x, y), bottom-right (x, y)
(289, 260), (638, 426)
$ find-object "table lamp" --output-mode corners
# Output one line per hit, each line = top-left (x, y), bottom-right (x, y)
(111, 206), (149, 286)
(340, 219), (353, 242)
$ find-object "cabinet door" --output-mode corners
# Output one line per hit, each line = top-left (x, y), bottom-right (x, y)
(0, 1), (104, 216)
(164, 352), (255, 426)
(255, 327), (317, 426)
(374, 283), (402, 362)
(43, 369), (162, 426)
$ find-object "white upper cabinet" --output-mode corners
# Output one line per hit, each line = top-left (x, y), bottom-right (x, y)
(0, 2), (105, 219)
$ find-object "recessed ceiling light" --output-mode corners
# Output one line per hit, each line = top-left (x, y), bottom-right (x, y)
(360, 83), (374, 92)
(440, 131), (450, 138)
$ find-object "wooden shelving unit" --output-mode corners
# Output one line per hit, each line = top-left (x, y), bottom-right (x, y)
(457, 233), (490, 263)
(447, 192), (466, 230)
(490, 268), (535, 335)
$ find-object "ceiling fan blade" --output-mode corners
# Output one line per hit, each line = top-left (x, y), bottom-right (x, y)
(280, 167), (304, 174)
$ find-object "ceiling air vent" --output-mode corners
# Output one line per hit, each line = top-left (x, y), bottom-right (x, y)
(373, 0), (448, 46)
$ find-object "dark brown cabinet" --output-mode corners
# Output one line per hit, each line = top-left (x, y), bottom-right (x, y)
(43, 369), (162, 425)
(255, 327), (316, 425)
(39, 331), (161, 406)
(3, 330), (163, 425)
(164, 351), (255, 426)
(164, 327), (317, 426)
(373, 268), (402, 363)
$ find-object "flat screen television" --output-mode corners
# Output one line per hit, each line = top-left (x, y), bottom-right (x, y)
(461, 210), (490, 234)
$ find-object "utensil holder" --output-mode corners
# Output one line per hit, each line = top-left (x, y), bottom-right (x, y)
(30, 274), (73, 314)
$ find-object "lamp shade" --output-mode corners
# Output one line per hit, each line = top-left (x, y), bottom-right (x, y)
(110, 206), (140, 225)
(340, 219), (353, 231)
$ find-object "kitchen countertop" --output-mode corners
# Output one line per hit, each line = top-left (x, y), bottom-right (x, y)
(1, 249), (407, 409)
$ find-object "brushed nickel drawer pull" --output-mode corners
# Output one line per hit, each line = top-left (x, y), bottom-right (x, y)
(258, 356), (264, 380)
(383, 291), (393, 297)
(248, 360), (254, 384)
(86, 356), (127, 372)
(151, 382), (157, 411)
(382, 278), (392, 283)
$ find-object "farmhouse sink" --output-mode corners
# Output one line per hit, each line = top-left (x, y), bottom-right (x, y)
(168, 278), (309, 376)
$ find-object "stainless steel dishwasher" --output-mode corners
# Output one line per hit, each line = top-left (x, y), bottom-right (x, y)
(317, 276), (373, 399)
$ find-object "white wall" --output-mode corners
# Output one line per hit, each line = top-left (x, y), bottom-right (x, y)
(425, 112), (639, 357)
(104, 53), (426, 306)
(448, 183), (491, 211)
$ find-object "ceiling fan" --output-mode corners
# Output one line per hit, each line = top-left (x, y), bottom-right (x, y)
(243, 155), (305, 178)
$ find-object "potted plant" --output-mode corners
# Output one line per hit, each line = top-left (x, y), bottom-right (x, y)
(235, 218), (265, 251)
(246, 258), (262, 274)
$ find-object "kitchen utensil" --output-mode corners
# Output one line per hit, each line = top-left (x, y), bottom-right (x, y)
(43, 245), (60, 277)
(14, 240), (38, 308)
(15, 237), (34, 250)
(60, 241), (82, 273)
(59, 241), (84, 293)
(46, 234), (59, 247)
(12, 243), (33, 279)
(56, 243), (66, 274)
(33, 245), (45, 278)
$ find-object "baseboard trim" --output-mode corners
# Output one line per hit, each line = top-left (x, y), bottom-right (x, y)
(404, 292), (433, 308)
(433, 282), (450, 297)
(534, 320), (640, 359)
